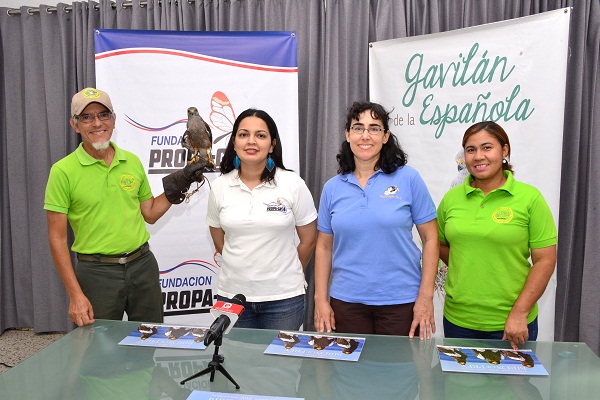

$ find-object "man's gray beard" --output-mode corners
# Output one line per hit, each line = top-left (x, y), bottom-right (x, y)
(92, 141), (111, 151)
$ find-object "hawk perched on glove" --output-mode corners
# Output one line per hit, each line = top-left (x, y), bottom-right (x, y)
(182, 107), (215, 168)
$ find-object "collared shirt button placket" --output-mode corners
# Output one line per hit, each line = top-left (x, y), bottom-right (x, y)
(247, 191), (255, 220)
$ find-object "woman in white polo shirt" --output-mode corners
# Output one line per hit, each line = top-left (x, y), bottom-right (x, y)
(206, 108), (317, 330)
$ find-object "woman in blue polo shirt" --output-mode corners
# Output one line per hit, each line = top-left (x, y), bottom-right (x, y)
(313, 101), (439, 339)
(437, 121), (557, 350)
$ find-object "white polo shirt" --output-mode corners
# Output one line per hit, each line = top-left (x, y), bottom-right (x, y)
(206, 168), (317, 302)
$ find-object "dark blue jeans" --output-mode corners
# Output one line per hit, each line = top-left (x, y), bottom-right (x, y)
(217, 294), (305, 330)
(443, 316), (538, 341)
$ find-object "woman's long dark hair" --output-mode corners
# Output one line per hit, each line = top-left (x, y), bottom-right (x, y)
(337, 101), (407, 174)
(220, 108), (290, 183)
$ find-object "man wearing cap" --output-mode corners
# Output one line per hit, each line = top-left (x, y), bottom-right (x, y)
(44, 87), (205, 326)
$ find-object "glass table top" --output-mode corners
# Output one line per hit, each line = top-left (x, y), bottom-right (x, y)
(1, 319), (599, 399)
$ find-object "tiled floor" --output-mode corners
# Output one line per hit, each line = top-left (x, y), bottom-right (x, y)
(0, 328), (65, 374)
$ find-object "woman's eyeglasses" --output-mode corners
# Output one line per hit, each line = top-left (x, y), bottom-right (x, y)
(350, 125), (385, 135)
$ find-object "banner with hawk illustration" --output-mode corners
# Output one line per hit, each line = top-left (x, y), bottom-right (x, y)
(95, 30), (299, 325)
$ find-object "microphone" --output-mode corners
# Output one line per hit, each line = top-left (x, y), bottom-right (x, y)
(204, 294), (246, 346)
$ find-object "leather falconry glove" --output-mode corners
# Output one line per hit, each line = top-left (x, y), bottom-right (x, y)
(163, 160), (209, 204)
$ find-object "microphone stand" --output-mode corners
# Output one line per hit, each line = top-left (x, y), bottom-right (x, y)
(180, 334), (240, 389)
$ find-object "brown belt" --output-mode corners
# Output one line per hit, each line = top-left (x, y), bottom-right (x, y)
(77, 243), (149, 265)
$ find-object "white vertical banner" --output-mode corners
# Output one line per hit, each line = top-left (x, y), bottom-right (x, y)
(369, 9), (570, 341)
(95, 30), (299, 326)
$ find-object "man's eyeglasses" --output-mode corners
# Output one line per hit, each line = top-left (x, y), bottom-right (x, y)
(350, 125), (385, 135)
(75, 111), (113, 124)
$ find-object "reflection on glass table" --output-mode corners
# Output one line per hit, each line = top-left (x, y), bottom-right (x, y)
(1, 320), (599, 400)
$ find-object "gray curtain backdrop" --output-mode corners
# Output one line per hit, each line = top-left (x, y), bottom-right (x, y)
(1, 0), (598, 355)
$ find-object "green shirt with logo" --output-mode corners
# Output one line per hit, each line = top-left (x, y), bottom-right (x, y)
(437, 171), (557, 331)
(44, 142), (153, 254)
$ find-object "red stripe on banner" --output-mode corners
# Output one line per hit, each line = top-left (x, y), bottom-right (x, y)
(95, 49), (298, 73)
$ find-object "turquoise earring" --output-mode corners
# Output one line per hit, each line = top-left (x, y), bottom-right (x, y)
(266, 155), (275, 172)
(233, 155), (241, 169)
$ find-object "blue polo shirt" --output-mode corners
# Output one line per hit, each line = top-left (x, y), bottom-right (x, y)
(317, 165), (436, 305)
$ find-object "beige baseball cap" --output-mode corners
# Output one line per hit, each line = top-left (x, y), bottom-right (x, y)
(71, 87), (114, 117)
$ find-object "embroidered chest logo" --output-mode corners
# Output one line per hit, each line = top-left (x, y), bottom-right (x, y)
(492, 207), (513, 223)
(120, 174), (136, 191)
(264, 198), (290, 214)
(380, 185), (401, 199)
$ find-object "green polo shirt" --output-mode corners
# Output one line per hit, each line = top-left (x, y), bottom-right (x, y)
(44, 142), (153, 254)
(437, 171), (557, 331)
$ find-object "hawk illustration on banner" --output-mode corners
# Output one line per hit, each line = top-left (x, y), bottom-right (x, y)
(451, 149), (469, 188)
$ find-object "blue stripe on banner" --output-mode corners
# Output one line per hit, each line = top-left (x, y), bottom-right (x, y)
(94, 29), (297, 68)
